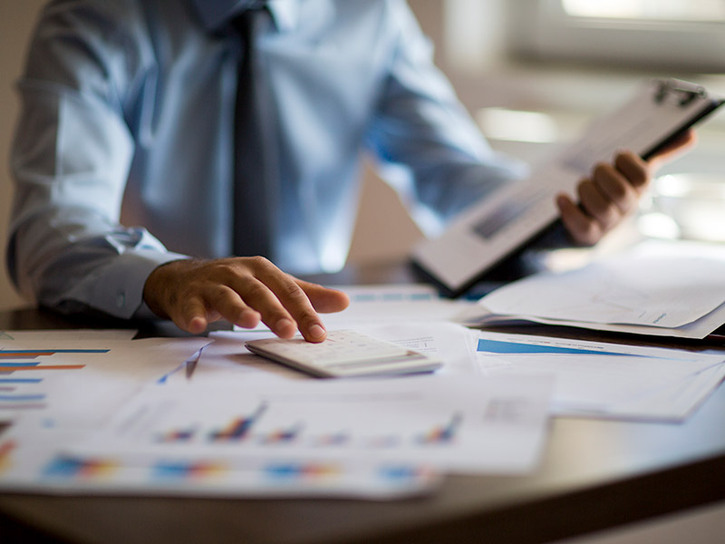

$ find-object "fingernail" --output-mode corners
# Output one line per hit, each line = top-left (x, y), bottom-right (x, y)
(309, 324), (326, 341)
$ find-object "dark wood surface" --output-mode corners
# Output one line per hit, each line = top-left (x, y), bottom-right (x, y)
(1, 261), (724, 544)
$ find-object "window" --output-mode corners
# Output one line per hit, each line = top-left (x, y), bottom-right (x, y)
(508, 0), (725, 71)
(562, 0), (725, 21)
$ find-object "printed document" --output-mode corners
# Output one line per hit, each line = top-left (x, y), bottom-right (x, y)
(475, 331), (725, 420)
(460, 241), (725, 339)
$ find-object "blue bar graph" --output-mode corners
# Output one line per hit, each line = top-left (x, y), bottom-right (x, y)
(477, 338), (630, 357)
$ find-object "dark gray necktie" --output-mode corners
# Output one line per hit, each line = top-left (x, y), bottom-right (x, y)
(232, 6), (278, 258)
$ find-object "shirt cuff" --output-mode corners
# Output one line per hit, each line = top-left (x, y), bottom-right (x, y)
(89, 249), (189, 320)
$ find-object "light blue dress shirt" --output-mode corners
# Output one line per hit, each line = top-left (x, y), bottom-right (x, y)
(8, 0), (526, 319)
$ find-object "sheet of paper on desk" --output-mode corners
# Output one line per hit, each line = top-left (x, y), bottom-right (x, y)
(0, 331), (210, 427)
(0, 332), (440, 499)
(0, 427), (440, 499)
(316, 284), (479, 376)
(204, 322), (479, 383)
(339, 322), (480, 376)
(159, 331), (309, 385)
(226, 283), (479, 379)
(321, 284), (474, 329)
(0, 329), (139, 341)
(460, 243), (725, 339)
(66, 375), (554, 475)
(475, 303), (725, 340)
(314, 284), (479, 376)
(475, 331), (725, 421)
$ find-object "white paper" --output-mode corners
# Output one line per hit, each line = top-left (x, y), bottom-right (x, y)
(345, 322), (480, 376)
(162, 332), (309, 385)
(228, 285), (479, 378)
(496, 303), (725, 340)
(223, 322), (478, 379)
(0, 333), (210, 427)
(321, 285), (473, 329)
(319, 286), (479, 374)
(0, 329), (138, 342)
(480, 254), (725, 328)
(475, 331), (725, 421)
(0, 331), (440, 500)
(68, 375), (554, 474)
(0, 427), (438, 499)
(461, 241), (725, 339)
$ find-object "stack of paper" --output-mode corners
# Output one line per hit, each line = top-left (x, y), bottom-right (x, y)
(62, 375), (553, 476)
(3, 276), (725, 500)
(475, 331), (725, 421)
(458, 242), (725, 339)
(0, 328), (554, 500)
(0, 427), (441, 499)
(0, 330), (209, 428)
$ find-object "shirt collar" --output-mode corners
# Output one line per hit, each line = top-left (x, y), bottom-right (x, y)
(191, 0), (300, 33)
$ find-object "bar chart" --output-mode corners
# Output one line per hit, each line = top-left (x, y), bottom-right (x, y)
(0, 348), (106, 411)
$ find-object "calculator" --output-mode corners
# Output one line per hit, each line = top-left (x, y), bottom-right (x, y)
(245, 329), (442, 378)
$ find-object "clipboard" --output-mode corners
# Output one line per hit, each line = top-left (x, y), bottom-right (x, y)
(412, 79), (724, 297)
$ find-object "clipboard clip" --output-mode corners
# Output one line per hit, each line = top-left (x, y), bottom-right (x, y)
(654, 79), (706, 107)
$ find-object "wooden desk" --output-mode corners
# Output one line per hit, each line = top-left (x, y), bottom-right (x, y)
(1, 262), (724, 544)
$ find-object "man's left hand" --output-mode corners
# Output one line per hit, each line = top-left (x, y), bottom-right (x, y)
(556, 129), (697, 245)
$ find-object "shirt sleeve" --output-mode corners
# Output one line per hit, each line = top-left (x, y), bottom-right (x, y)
(6, 2), (186, 319)
(365, 0), (529, 231)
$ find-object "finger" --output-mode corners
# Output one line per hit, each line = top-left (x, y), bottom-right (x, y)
(295, 280), (350, 313)
(233, 274), (300, 339)
(648, 129), (697, 167)
(592, 161), (639, 214)
(250, 263), (328, 342)
(614, 152), (650, 195)
(578, 176), (622, 232)
(556, 193), (602, 246)
(199, 284), (262, 330)
(176, 295), (210, 334)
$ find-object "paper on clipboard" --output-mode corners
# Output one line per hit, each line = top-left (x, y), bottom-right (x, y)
(412, 79), (724, 296)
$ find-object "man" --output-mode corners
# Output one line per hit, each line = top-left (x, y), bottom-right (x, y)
(7, 0), (692, 342)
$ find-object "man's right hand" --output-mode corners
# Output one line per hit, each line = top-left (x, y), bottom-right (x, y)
(142, 257), (350, 342)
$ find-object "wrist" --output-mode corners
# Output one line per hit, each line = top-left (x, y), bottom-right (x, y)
(143, 258), (194, 319)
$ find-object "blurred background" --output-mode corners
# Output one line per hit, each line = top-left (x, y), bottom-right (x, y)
(349, 0), (725, 266)
(2, 0), (725, 310)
